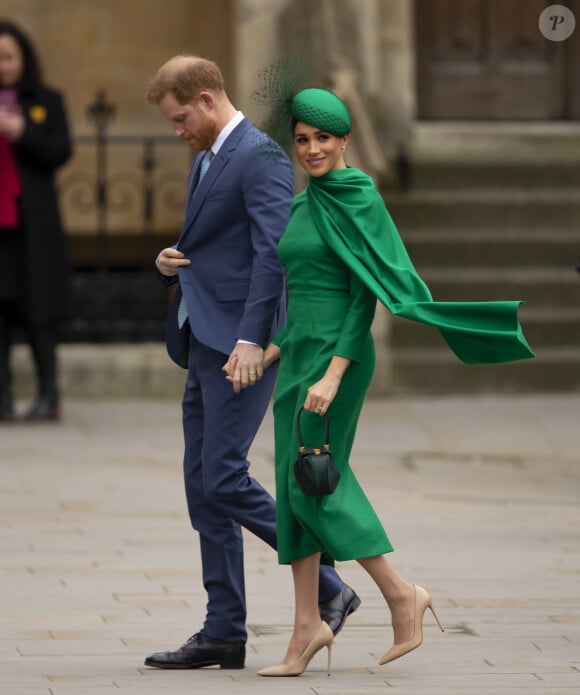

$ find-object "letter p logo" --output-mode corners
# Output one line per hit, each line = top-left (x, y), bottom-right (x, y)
(539, 5), (576, 41)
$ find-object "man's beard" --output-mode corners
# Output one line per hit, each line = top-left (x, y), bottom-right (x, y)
(187, 118), (219, 152)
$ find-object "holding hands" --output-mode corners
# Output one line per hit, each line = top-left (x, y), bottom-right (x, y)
(222, 343), (264, 394)
(224, 347), (350, 417)
(223, 342), (280, 393)
(222, 343), (280, 393)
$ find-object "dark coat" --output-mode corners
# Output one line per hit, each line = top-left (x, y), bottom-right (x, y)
(14, 84), (72, 322)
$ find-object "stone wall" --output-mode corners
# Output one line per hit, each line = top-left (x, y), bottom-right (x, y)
(3, 0), (415, 208)
(3, 0), (415, 142)
(2, 0), (417, 393)
(237, 0), (416, 160)
(1, 0), (236, 238)
(1, 0), (235, 134)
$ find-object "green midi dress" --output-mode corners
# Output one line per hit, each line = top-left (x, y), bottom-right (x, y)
(272, 193), (394, 565)
(272, 167), (533, 566)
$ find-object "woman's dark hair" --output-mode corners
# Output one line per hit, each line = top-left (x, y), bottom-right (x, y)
(290, 116), (344, 138)
(0, 19), (42, 87)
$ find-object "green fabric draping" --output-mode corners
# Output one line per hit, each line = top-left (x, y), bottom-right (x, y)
(301, 167), (534, 365)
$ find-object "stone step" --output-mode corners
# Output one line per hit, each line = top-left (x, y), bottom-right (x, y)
(391, 309), (580, 349)
(10, 338), (575, 400)
(11, 344), (185, 400)
(402, 230), (580, 269)
(412, 122), (580, 162)
(408, 160), (580, 190)
(392, 122), (580, 191)
(391, 348), (580, 394)
(382, 123), (580, 394)
(417, 267), (580, 309)
(385, 189), (580, 230)
(401, 226), (580, 240)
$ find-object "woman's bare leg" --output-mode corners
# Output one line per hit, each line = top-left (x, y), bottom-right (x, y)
(280, 552), (323, 663)
(357, 555), (415, 643)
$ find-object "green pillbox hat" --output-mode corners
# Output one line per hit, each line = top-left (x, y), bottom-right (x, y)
(291, 88), (352, 136)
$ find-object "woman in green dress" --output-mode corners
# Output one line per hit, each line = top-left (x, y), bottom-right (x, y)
(231, 88), (533, 677)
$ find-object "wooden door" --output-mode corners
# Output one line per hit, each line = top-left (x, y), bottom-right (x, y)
(416, 0), (580, 119)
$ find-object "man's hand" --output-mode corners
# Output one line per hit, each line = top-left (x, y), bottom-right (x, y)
(156, 247), (190, 277)
(222, 343), (264, 393)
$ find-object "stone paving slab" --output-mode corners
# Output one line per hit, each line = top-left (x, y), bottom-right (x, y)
(1, 394), (579, 694)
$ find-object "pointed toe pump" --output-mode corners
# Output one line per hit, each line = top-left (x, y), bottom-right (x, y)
(380, 585), (444, 665)
(258, 621), (333, 677)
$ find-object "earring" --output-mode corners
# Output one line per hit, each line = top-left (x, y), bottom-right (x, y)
(341, 146), (346, 153)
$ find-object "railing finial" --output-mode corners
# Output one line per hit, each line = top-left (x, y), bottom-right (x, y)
(87, 91), (116, 135)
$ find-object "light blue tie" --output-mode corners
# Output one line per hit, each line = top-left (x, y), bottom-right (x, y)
(177, 150), (214, 328)
(197, 149), (214, 185)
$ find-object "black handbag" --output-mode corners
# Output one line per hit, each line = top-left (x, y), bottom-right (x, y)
(293, 405), (340, 497)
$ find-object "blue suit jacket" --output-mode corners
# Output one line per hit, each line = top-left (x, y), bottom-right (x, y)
(161, 118), (293, 367)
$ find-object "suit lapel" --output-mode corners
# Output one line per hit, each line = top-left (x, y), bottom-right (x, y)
(177, 155), (204, 243)
(179, 118), (252, 242)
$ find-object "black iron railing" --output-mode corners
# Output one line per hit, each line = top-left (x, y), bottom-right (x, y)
(60, 91), (192, 271)
(57, 92), (192, 342)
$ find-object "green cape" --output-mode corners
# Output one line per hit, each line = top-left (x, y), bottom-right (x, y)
(300, 167), (534, 365)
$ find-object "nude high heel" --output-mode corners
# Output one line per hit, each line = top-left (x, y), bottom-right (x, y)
(379, 585), (444, 665)
(257, 621), (333, 677)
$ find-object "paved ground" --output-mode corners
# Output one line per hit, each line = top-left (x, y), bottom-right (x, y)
(1, 393), (579, 694)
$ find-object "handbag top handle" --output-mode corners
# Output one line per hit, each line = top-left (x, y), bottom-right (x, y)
(295, 405), (330, 451)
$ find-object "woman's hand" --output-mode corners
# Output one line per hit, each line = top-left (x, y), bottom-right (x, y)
(0, 107), (25, 141)
(304, 356), (351, 416)
(262, 343), (280, 369)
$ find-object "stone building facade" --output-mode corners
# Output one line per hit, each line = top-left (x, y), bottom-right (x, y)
(2, 0), (414, 167)
(3, 0), (579, 394)
(5, 0), (576, 227)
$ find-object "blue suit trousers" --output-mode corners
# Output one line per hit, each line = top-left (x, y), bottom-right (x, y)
(182, 335), (342, 641)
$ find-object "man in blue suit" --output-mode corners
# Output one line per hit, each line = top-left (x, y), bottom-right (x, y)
(144, 55), (359, 670)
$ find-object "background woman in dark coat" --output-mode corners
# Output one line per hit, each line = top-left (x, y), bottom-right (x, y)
(0, 19), (72, 421)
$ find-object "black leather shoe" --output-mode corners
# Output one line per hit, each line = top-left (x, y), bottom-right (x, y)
(23, 396), (60, 422)
(0, 393), (14, 421)
(319, 584), (361, 636)
(0, 406), (15, 422)
(144, 632), (245, 669)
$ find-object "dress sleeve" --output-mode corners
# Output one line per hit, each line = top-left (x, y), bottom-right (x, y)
(333, 270), (376, 362)
(236, 135), (293, 346)
(271, 322), (288, 347)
